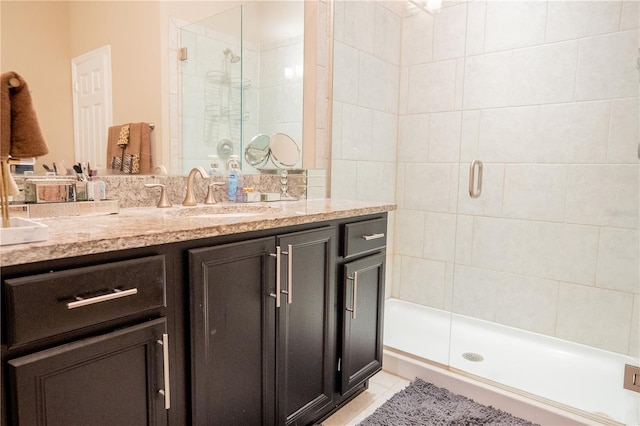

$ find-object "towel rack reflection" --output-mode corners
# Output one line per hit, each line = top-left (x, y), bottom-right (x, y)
(8, 78), (20, 88)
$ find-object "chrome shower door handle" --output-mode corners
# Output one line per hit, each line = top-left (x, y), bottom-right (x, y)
(469, 159), (483, 199)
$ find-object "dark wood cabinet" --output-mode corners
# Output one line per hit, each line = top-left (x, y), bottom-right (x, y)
(8, 318), (169, 426)
(340, 253), (385, 395)
(1, 252), (172, 426)
(277, 229), (335, 425)
(189, 237), (277, 425)
(2, 213), (388, 426)
(189, 228), (336, 426)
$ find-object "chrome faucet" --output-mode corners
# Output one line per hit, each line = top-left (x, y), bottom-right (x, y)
(183, 166), (209, 206)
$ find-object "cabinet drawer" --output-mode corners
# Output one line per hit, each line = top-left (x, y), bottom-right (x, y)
(4, 255), (166, 347)
(343, 218), (387, 258)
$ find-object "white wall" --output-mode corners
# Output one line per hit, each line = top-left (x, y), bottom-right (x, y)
(332, 0), (639, 357)
(255, 35), (304, 166)
(331, 1), (401, 204)
(331, 0), (404, 299)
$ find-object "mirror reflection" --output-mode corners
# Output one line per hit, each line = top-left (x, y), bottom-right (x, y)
(269, 133), (300, 169)
(243, 132), (300, 172)
(1, 1), (305, 176)
(179, 2), (304, 175)
(244, 134), (271, 168)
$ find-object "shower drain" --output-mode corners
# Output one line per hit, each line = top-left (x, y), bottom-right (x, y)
(462, 352), (484, 362)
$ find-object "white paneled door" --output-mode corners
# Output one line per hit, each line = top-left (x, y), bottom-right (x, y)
(71, 45), (113, 171)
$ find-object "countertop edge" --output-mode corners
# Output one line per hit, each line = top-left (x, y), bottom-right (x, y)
(1, 200), (395, 267)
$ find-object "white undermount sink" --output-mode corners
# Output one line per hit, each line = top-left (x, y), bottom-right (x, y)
(163, 204), (282, 218)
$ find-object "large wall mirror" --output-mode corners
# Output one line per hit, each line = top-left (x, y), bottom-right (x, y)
(178, 2), (304, 174)
(1, 1), (326, 176)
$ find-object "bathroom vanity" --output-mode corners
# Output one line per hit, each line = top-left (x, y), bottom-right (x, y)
(0, 199), (393, 425)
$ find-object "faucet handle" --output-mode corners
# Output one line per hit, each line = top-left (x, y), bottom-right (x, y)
(144, 183), (172, 208)
(205, 182), (225, 205)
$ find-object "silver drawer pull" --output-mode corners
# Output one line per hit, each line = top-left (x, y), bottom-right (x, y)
(362, 233), (385, 241)
(66, 288), (138, 310)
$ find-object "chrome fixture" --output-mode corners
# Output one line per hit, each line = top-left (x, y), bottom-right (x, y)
(223, 48), (241, 63)
(469, 159), (483, 199)
(157, 334), (171, 409)
(205, 182), (225, 205)
(153, 165), (168, 176)
(624, 364), (640, 393)
(179, 47), (188, 61)
(67, 288), (138, 309)
(144, 183), (172, 208)
(269, 244), (293, 308)
(183, 166), (210, 206)
(346, 272), (358, 319)
(462, 352), (484, 362)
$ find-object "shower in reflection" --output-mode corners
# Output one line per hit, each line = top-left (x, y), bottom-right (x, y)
(221, 47), (241, 84)
(223, 48), (241, 63)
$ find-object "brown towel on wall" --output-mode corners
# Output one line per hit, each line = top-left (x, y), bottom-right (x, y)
(0, 71), (49, 159)
(106, 122), (151, 174)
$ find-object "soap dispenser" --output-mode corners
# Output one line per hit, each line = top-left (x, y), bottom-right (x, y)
(227, 155), (243, 202)
(208, 155), (221, 176)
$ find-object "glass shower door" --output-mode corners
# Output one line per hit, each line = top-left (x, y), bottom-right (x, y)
(180, 6), (244, 174)
(448, 1), (639, 424)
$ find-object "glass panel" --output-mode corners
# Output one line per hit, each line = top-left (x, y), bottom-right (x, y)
(180, 6), (243, 173)
(448, 1), (639, 424)
(331, 0), (639, 424)
(179, 2), (304, 175)
(240, 1), (304, 174)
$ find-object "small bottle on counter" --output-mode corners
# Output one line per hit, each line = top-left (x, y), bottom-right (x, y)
(208, 155), (221, 176)
(227, 155), (243, 202)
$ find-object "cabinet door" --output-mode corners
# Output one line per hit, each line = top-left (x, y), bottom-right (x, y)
(341, 253), (385, 394)
(8, 318), (168, 426)
(277, 228), (336, 425)
(189, 238), (277, 426)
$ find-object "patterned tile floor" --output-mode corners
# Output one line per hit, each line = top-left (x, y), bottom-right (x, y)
(322, 371), (410, 426)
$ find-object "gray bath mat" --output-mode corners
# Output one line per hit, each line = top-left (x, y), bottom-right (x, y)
(358, 378), (539, 426)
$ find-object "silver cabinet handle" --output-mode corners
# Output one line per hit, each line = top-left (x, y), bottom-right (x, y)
(346, 272), (358, 320)
(469, 159), (483, 199)
(362, 233), (385, 241)
(269, 247), (281, 308)
(157, 333), (171, 409)
(67, 288), (138, 310)
(281, 244), (293, 304)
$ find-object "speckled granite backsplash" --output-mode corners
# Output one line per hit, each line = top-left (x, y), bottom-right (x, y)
(12, 171), (310, 208)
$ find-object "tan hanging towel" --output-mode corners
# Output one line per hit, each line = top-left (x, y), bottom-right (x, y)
(106, 122), (151, 174)
(117, 124), (130, 147)
(0, 71), (49, 159)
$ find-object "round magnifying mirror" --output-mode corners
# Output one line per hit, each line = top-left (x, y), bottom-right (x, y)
(269, 133), (300, 168)
(244, 134), (271, 168)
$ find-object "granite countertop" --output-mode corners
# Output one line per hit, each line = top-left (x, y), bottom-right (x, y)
(0, 199), (395, 267)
